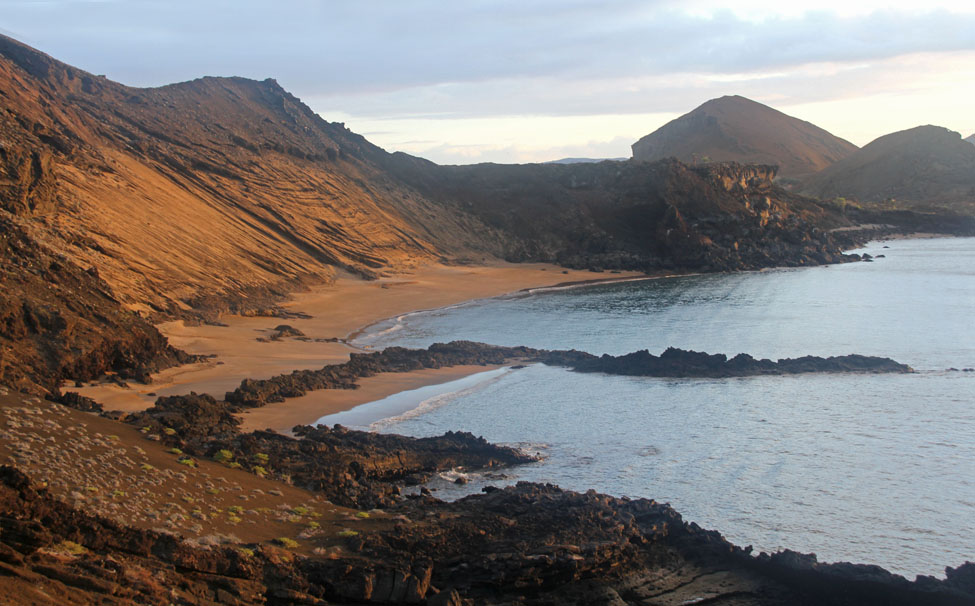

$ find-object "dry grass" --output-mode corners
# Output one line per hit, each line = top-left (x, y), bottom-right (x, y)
(0, 390), (392, 552)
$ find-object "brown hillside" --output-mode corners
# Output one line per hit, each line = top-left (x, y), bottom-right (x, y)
(801, 125), (975, 209)
(0, 34), (489, 316)
(631, 95), (858, 178)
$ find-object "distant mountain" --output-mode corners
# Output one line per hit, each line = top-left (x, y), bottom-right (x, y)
(544, 157), (626, 164)
(801, 125), (975, 208)
(966, 133), (975, 146)
(631, 96), (858, 178)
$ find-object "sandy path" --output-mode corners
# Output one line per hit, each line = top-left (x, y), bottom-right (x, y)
(71, 263), (646, 427)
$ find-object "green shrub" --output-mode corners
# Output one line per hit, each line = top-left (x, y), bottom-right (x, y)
(274, 537), (299, 548)
(212, 449), (234, 463)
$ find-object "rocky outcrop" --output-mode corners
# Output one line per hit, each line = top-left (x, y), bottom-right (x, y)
(382, 155), (861, 273)
(541, 346), (912, 378)
(0, 145), (57, 215)
(222, 342), (911, 411)
(226, 426), (535, 509)
(225, 341), (539, 408)
(3, 466), (971, 605)
(0, 215), (193, 393)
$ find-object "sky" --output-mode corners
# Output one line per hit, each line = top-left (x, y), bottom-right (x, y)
(3, 0), (975, 164)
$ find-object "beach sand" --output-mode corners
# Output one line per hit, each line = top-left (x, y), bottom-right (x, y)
(73, 262), (646, 428)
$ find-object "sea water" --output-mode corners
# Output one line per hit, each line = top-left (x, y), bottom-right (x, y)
(345, 238), (975, 578)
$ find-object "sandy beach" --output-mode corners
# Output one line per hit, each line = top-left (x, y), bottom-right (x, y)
(73, 262), (647, 429)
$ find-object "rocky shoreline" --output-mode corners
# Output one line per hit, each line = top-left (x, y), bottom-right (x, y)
(2, 452), (974, 605)
(217, 341), (911, 410)
(15, 340), (958, 605)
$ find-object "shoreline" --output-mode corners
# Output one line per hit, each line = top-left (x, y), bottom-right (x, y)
(68, 234), (956, 426)
(71, 263), (649, 426)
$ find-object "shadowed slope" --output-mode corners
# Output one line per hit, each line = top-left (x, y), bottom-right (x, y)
(801, 125), (975, 210)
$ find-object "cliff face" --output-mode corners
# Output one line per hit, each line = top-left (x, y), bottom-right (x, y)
(801, 125), (975, 211)
(383, 155), (852, 272)
(631, 96), (858, 178)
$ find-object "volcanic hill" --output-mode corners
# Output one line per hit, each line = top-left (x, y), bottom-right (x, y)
(631, 95), (858, 178)
(801, 125), (975, 210)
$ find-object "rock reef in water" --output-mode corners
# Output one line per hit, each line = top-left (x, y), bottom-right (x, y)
(221, 341), (912, 409)
(541, 346), (914, 377)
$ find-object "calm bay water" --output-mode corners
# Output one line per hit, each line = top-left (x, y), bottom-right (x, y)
(351, 238), (975, 578)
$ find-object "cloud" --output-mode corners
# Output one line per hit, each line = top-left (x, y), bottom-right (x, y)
(4, 1), (974, 162)
(5, 1), (975, 97)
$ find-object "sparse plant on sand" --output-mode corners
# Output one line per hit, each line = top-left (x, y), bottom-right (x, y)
(338, 529), (359, 538)
(274, 537), (299, 548)
(213, 449), (234, 463)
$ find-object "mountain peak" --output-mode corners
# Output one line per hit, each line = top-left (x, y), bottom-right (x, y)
(631, 96), (858, 177)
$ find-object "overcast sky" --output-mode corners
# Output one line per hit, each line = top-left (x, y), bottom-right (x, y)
(3, 0), (975, 164)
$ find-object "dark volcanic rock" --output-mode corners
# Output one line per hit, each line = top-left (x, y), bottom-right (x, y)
(0, 215), (193, 394)
(540, 346), (912, 377)
(225, 427), (536, 509)
(2, 465), (972, 606)
(225, 341), (540, 408)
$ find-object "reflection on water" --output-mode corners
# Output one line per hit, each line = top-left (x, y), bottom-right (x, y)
(359, 238), (975, 578)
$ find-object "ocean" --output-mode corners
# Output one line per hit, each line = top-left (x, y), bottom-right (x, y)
(322, 237), (975, 578)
